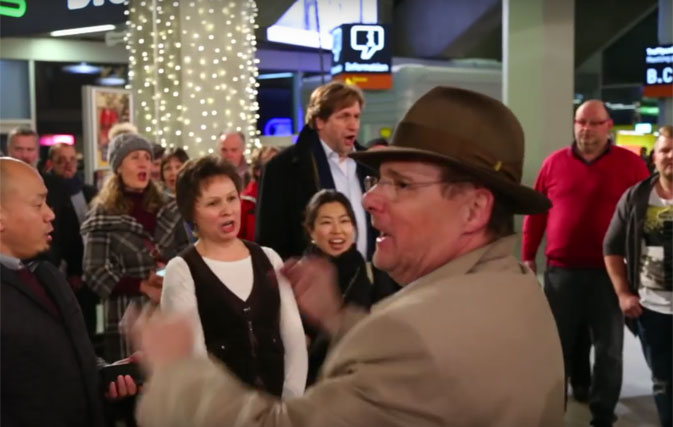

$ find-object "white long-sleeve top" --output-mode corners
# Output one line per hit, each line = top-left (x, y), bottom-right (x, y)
(160, 246), (307, 398)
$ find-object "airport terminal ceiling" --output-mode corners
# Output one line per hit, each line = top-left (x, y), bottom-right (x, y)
(0, 0), (667, 137)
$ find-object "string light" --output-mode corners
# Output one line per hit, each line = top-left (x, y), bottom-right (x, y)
(126, 0), (261, 154)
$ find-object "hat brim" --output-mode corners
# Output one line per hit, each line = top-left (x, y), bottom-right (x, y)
(350, 147), (551, 215)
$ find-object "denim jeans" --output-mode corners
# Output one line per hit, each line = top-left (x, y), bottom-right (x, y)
(636, 307), (672, 427)
(544, 266), (623, 426)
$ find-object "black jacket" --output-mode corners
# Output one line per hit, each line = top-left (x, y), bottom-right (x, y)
(40, 172), (68, 266)
(304, 244), (372, 385)
(603, 174), (659, 334)
(43, 174), (97, 275)
(603, 174), (659, 294)
(255, 125), (375, 260)
(1, 261), (105, 427)
(306, 243), (372, 308)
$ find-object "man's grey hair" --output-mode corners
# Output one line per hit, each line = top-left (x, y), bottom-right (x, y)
(48, 143), (76, 161)
(218, 131), (246, 145)
(7, 126), (38, 149)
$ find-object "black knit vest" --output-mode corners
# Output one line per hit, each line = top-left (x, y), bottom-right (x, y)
(180, 240), (285, 396)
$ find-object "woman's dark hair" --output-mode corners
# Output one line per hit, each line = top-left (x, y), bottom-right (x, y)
(249, 146), (279, 179)
(160, 147), (190, 182)
(303, 189), (357, 236)
(151, 142), (165, 159)
(175, 155), (242, 227)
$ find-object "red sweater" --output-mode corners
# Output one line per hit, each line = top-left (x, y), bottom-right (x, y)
(238, 180), (258, 241)
(521, 144), (649, 268)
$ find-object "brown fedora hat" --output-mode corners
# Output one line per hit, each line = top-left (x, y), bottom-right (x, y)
(350, 86), (551, 214)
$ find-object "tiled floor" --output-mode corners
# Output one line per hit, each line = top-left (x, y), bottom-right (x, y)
(564, 327), (660, 427)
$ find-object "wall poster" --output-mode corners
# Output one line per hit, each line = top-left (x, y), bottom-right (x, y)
(82, 86), (133, 184)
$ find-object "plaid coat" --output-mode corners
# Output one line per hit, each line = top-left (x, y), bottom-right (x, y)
(81, 199), (189, 360)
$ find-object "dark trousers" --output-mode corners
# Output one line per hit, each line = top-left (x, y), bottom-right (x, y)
(544, 267), (623, 425)
(570, 324), (592, 390)
(636, 307), (672, 427)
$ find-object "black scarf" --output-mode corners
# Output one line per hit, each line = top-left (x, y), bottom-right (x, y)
(305, 243), (366, 301)
(304, 243), (371, 386)
(63, 175), (84, 196)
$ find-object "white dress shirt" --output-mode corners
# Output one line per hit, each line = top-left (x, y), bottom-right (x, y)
(0, 253), (23, 270)
(319, 140), (368, 257)
(70, 191), (89, 225)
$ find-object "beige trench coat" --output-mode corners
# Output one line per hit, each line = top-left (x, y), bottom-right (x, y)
(138, 236), (565, 427)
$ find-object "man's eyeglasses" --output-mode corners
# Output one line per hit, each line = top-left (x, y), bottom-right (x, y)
(364, 176), (447, 200)
(54, 157), (77, 166)
(574, 119), (608, 127)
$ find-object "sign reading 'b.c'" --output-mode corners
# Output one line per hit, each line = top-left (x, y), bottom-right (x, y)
(644, 45), (673, 98)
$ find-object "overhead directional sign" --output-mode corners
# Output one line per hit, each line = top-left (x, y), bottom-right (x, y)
(643, 45), (673, 98)
(330, 23), (392, 90)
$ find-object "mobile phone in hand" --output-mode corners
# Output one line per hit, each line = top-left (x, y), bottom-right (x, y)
(100, 362), (144, 389)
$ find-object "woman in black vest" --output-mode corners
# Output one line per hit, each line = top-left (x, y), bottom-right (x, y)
(303, 189), (372, 385)
(161, 156), (307, 398)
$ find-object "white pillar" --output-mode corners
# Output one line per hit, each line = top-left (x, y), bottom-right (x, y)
(127, 0), (261, 157)
(502, 0), (575, 188)
(658, 0), (672, 127)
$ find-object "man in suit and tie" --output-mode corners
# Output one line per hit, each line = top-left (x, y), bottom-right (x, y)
(0, 157), (136, 427)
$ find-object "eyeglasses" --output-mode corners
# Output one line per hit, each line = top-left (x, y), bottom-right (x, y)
(364, 175), (447, 200)
(54, 157), (77, 165)
(574, 119), (609, 127)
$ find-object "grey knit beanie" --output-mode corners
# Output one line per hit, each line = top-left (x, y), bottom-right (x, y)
(107, 133), (153, 172)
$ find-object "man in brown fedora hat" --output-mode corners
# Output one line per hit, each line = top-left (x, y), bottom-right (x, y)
(135, 87), (565, 427)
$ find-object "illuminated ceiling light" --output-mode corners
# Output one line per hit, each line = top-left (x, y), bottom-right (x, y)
(50, 24), (116, 37)
(62, 62), (102, 74)
(257, 73), (293, 80)
(96, 76), (127, 86)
